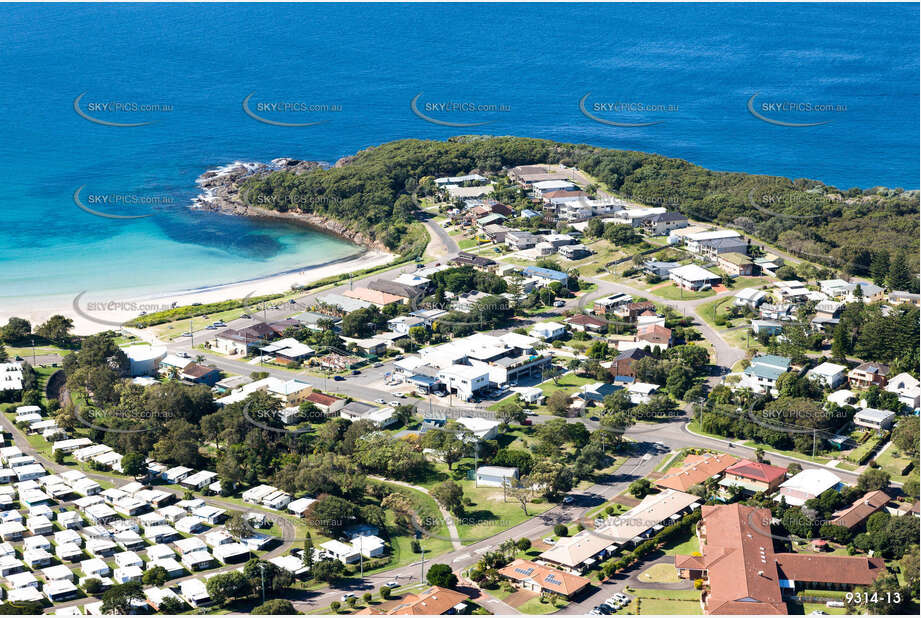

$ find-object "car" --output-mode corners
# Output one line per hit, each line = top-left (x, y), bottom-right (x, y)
(595, 605), (613, 615)
(388, 401), (400, 407)
(397, 393), (407, 398)
(375, 399), (386, 405)
(333, 375), (345, 381)
(240, 313), (251, 319)
(522, 419), (532, 426)
(213, 321), (226, 327)
(180, 332), (192, 337)
(588, 610), (603, 616)
(178, 352), (190, 358)
(205, 325), (217, 330)
(341, 593), (356, 602)
(393, 355), (404, 361)
(289, 299), (297, 304)
(351, 370), (360, 375)
(373, 362), (383, 368)
(553, 300), (565, 307)
(542, 537), (555, 545)
(386, 581), (399, 589)
(562, 496), (575, 504)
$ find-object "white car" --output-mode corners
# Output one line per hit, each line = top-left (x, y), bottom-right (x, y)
(562, 496), (575, 504)
(388, 401), (401, 407)
(375, 398), (386, 404)
(386, 581), (399, 589)
(341, 593), (356, 602)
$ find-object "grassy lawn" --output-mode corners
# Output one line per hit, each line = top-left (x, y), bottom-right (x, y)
(629, 589), (701, 601)
(638, 563), (681, 583)
(531, 373), (596, 414)
(651, 283), (715, 301)
(800, 602), (847, 615)
(567, 239), (630, 277)
(662, 533), (700, 556)
(874, 446), (915, 483)
(585, 501), (629, 520)
(638, 599), (702, 614)
(457, 238), (480, 250)
(686, 420), (832, 465)
(515, 595), (568, 614)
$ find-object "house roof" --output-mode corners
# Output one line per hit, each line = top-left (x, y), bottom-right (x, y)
(180, 363), (217, 379)
(670, 264), (721, 282)
(725, 460), (787, 485)
(675, 504), (884, 615)
(383, 586), (469, 615)
(499, 559), (590, 596)
(343, 287), (403, 306)
(850, 362), (891, 377)
(655, 453), (739, 491)
(566, 314), (607, 327)
(304, 391), (342, 407)
(830, 490), (890, 529)
(636, 324), (672, 344)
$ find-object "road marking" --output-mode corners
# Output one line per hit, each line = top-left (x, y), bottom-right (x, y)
(474, 545), (492, 554)
(452, 553), (471, 562)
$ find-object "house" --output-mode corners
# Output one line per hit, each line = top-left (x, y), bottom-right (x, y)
(351, 534), (386, 558)
(845, 281), (885, 303)
(830, 490), (890, 529)
(505, 230), (538, 250)
(438, 365), (490, 401)
(854, 407), (896, 431)
(180, 470), (218, 491)
(456, 417), (501, 441)
(675, 504), (886, 614)
(848, 362), (890, 389)
(559, 244), (590, 260)
(212, 323), (277, 356)
(179, 579), (212, 608)
(522, 265), (569, 286)
(751, 319), (783, 336)
(635, 324), (672, 349)
(820, 278), (852, 298)
(145, 587), (185, 612)
(684, 230), (743, 255)
(565, 314), (606, 332)
(719, 459), (787, 494)
(717, 252), (755, 276)
(286, 497), (316, 517)
(889, 290), (921, 306)
(578, 382), (621, 404)
(179, 363), (221, 386)
(365, 586), (469, 615)
(739, 355), (791, 395)
(344, 287), (404, 308)
(533, 179), (577, 196)
(387, 315), (428, 337)
(317, 292), (374, 313)
(654, 453), (739, 492)
(269, 554), (310, 578)
(528, 321), (567, 341)
(212, 542), (251, 564)
(803, 361), (847, 390)
(776, 469), (842, 506)
(643, 212), (688, 235)
(643, 260), (681, 278)
(669, 264), (721, 291)
(592, 293), (632, 315)
(181, 550), (214, 571)
(609, 348), (651, 379)
(614, 207), (667, 227)
(320, 540), (360, 564)
(826, 388), (857, 408)
(475, 466), (518, 488)
(122, 345), (167, 377)
(258, 338), (315, 363)
(627, 382), (659, 404)
(498, 559), (590, 599)
(303, 391), (346, 416)
(450, 251), (496, 270)
(339, 402), (398, 428)
(886, 372), (920, 409)
(613, 301), (656, 321)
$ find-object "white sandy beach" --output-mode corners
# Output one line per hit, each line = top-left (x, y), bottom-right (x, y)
(0, 249), (394, 336)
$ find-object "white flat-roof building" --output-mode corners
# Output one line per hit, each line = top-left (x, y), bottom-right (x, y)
(776, 469), (843, 506)
(854, 408), (896, 431)
(475, 466), (519, 488)
(807, 362), (848, 389)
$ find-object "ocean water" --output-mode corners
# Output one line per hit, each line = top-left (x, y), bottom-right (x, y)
(0, 2), (917, 301)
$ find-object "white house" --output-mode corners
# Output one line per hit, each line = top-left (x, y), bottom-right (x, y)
(475, 466), (519, 488)
(739, 355), (792, 395)
(438, 364), (490, 401)
(351, 535), (386, 558)
(456, 416), (501, 441)
(807, 362), (847, 389)
(734, 287), (767, 309)
(528, 322), (567, 341)
(854, 408), (896, 431)
(320, 539), (360, 564)
(886, 372), (921, 409)
(669, 264), (721, 291)
(776, 469), (842, 506)
(180, 578), (212, 608)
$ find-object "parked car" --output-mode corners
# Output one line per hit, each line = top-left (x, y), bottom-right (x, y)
(562, 496), (575, 504)
(333, 375), (345, 381)
(375, 399), (386, 405)
(388, 401), (400, 407)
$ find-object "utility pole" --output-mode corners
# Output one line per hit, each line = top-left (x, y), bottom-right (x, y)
(359, 536), (364, 579)
(189, 318), (193, 348)
(812, 429), (817, 459)
(259, 563), (267, 605)
(419, 541), (425, 584)
(31, 338), (36, 366)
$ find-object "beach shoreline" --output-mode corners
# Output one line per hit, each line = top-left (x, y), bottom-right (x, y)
(0, 247), (394, 336)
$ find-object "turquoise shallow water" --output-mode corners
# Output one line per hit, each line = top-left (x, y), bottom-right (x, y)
(0, 2), (917, 301)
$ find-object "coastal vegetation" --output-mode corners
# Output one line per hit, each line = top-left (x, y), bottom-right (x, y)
(237, 137), (918, 281)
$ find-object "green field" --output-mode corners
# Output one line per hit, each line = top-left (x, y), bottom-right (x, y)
(650, 283), (715, 301)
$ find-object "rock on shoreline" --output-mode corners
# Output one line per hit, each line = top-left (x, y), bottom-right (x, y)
(192, 158), (388, 252)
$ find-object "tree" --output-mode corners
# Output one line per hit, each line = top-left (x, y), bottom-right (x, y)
(302, 531), (315, 570)
(553, 523), (568, 537)
(666, 365), (694, 400)
(101, 582), (145, 615)
(312, 559), (345, 584)
(330, 601), (341, 613)
(886, 250), (913, 291)
(629, 478), (654, 498)
(830, 321), (849, 360)
(206, 571), (251, 606)
(159, 597), (187, 614)
(305, 495), (358, 537)
(225, 511), (249, 538)
(547, 390), (571, 416)
(35, 314), (74, 345)
(506, 477), (537, 516)
(892, 417), (919, 457)
(122, 452), (147, 479)
(253, 599), (299, 614)
(426, 563), (458, 589)
(83, 578), (103, 594)
(431, 480), (465, 516)
(0, 317), (31, 343)
(899, 545), (919, 595)
(516, 537), (532, 551)
(869, 250), (890, 286)
(529, 460), (573, 500)
(142, 565), (168, 587)
(380, 586), (393, 600)
(857, 468), (891, 492)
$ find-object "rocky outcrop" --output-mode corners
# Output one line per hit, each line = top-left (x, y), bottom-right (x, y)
(191, 158), (387, 251)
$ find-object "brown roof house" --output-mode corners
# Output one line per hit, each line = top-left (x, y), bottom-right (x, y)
(356, 586), (469, 615)
(719, 460), (787, 494)
(675, 504), (886, 615)
(829, 490), (890, 530)
(499, 559), (590, 599)
(655, 453), (739, 492)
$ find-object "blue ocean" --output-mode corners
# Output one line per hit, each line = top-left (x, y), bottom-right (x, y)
(0, 2), (917, 302)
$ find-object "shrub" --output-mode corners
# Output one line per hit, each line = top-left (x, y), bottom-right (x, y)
(380, 586), (392, 600)
(330, 601), (341, 613)
(694, 578), (704, 590)
(553, 524), (568, 537)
